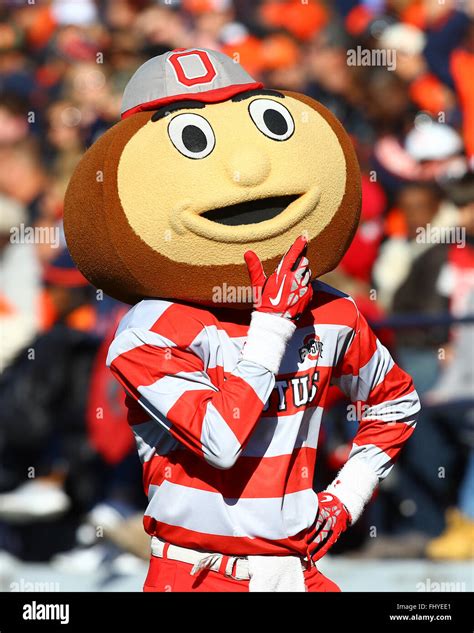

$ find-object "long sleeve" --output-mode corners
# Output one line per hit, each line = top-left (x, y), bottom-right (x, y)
(107, 320), (277, 470)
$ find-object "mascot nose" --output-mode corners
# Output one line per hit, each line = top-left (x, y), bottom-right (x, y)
(225, 147), (271, 187)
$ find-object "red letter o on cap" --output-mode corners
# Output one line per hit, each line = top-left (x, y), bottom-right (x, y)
(168, 50), (217, 87)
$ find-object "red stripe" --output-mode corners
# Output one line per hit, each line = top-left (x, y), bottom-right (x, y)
(144, 447), (317, 498)
(368, 364), (415, 405)
(300, 292), (357, 329)
(166, 373), (264, 446)
(353, 419), (415, 460)
(111, 344), (204, 389)
(149, 303), (209, 347)
(125, 394), (150, 426)
(351, 336), (377, 375)
(213, 321), (249, 338)
(150, 303), (250, 346)
(207, 365), (225, 386)
(143, 517), (309, 556)
(332, 329), (378, 379)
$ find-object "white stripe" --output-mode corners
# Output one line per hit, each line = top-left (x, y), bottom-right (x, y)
(242, 407), (322, 457)
(107, 327), (176, 366)
(116, 299), (172, 336)
(146, 482), (318, 539)
(348, 442), (395, 480)
(189, 325), (245, 371)
(133, 419), (179, 463)
(201, 402), (241, 468)
(138, 371), (217, 417)
(360, 339), (394, 393)
(233, 360), (275, 404)
(363, 390), (421, 422)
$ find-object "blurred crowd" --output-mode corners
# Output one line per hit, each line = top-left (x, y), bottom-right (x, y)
(0, 0), (473, 578)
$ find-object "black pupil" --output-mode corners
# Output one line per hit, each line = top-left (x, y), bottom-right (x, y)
(263, 109), (288, 136)
(182, 125), (207, 153)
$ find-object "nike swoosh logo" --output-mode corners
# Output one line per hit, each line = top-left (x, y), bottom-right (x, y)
(269, 275), (286, 306)
(320, 494), (334, 503)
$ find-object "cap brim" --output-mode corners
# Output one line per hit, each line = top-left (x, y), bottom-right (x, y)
(121, 81), (263, 119)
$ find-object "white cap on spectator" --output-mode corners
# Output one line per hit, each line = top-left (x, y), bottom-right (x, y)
(405, 121), (463, 161)
(379, 23), (426, 55)
(52, 0), (98, 26)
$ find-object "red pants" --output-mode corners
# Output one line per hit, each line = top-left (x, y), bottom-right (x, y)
(144, 555), (341, 592)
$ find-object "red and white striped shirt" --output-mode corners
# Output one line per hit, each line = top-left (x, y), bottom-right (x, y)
(107, 281), (420, 556)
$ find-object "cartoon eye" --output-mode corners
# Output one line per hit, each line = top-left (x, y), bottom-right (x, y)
(248, 99), (295, 141)
(168, 113), (215, 159)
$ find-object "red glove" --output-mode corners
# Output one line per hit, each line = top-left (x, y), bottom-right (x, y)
(244, 236), (313, 321)
(307, 492), (351, 562)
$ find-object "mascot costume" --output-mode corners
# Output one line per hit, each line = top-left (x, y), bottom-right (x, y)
(64, 48), (420, 592)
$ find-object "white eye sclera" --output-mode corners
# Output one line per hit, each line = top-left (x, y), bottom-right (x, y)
(168, 113), (215, 159)
(248, 98), (295, 141)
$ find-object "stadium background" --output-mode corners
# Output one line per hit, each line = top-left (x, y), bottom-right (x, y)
(0, 0), (473, 591)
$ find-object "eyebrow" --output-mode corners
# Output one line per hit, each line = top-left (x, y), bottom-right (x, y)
(150, 89), (285, 122)
(151, 100), (206, 122)
(231, 89), (285, 102)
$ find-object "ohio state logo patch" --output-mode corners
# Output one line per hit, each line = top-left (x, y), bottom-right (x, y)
(299, 333), (323, 363)
(168, 49), (217, 87)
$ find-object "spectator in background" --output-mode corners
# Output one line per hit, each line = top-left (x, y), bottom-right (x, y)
(45, 100), (84, 180)
(260, 34), (305, 92)
(374, 173), (474, 551)
(0, 250), (100, 559)
(373, 118), (467, 198)
(0, 194), (41, 372)
(0, 140), (48, 224)
(423, 173), (474, 561)
(324, 174), (387, 323)
(424, 289), (474, 561)
(374, 181), (457, 311)
(0, 95), (30, 145)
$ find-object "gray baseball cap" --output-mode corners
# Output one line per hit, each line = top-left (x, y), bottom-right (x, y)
(121, 48), (263, 119)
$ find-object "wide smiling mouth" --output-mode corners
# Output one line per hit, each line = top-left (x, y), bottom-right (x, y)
(201, 194), (300, 226)
(176, 187), (320, 243)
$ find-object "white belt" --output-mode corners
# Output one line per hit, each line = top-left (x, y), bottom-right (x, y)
(151, 536), (251, 580)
